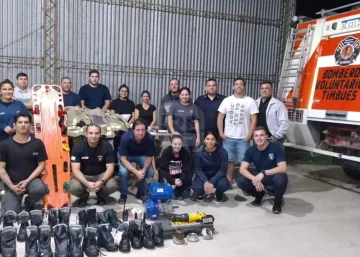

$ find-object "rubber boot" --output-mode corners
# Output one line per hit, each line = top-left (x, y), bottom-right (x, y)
(3, 211), (17, 227)
(118, 227), (131, 253)
(30, 210), (44, 227)
(17, 211), (30, 242)
(129, 221), (143, 249)
(107, 209), (122, 230)
(77, 210), (87, 232)
(152, 222), (164, 247)
(82, 227), (99, 257)
(86, 209), (97, 228)
(59, 207), (71, 227)
(142, 223), (155, 249)
(69, 225), (84, 257)
(53, 224), (69, 257)
(97, 224), (118, 252)
(39, 225), (53, 257)
(0, 226), (17, 257)
(48, 209), (59, 228)
(25, 225), (40, 257)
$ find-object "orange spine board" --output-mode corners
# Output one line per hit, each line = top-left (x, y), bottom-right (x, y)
(32, 85), (71, 211)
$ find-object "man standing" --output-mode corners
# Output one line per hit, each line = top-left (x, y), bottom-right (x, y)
(14, 73), (32, 111)
(0, 112), (48, 213)
(256, 81), (289, 143)
(78, 70), (112, 110)
(60, 77), (81, 107)
(70, 124), (117, 207)
(236, 126), (288, 214)
(194, 78), (225, 137)
(217, 78), (258, 186)
(118, 118), (156, 204)
(158, 78), (180, 130)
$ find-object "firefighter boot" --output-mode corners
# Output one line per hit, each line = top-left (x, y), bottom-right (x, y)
(82, 227), (99, 257)
(17, 211), (30, 242)
(97, 224), (118, 252)
(25, 225), (40, 257)
(59, 207), (71, 227)
(30, 210), (44, 227)
(39, 225), (53, 257)
(107, 209), (122, 230)
(48, 209), (60, 229)
(152, 222), (164, 247)
(86, 209), (97, 228)
(69, 225), (84, 257)
(118, 226), (131, 253)
(0, 226), (17, 257)
(77, 210), (87, 232)
(3, 211), (17, 227)
(129, 221), (143, 249)
(142, 223), (155, 249)
(96, 211), (108, 227)
(53, 224), (69, 257)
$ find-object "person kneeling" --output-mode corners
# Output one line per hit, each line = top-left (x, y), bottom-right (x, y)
(0, 112), (48, 214)
(70, 124), (117, 207)
(159, 135), (192, 200)
(191, 131), (230, 204)
(236, 126), (288, 214)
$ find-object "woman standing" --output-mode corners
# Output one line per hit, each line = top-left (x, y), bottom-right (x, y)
(168, 87), (200, 155)
(191, 131), (230, 204)
(110, 84), (135, 124)
(134, 90), (157, 129)
(0, 79), (28, 141)
(159, 135), (192, 200)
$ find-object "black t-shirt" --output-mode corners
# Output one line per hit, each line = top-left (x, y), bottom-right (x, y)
(110, 99), (135, 121)
(0, 137), (48, 184)
(135, 104), (157, 126)
(71, 139), (114, 176)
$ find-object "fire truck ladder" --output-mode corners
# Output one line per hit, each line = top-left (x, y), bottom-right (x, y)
(277, 25), (315, 109)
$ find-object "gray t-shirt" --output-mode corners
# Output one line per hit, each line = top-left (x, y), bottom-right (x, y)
(169, 102), (200, 134)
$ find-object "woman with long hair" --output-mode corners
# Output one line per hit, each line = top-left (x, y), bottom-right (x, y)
(159, 135), (192, 200)
(191, 131), (230, 204)
(110, 84), (135, 124)
(134, 90), (157, 129)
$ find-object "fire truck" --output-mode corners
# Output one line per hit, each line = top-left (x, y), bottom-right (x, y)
(279, 2), (360, 180)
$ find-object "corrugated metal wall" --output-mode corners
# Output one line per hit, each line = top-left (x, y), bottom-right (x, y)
(0, 0), (295, 108)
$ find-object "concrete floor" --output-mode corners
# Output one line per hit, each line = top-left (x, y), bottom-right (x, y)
(9, 164), (360, 257)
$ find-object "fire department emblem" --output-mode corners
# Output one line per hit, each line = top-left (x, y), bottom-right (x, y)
(334, 36), (360, 66)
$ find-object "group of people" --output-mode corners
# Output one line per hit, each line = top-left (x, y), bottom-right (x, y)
(0, 69), (290, 216)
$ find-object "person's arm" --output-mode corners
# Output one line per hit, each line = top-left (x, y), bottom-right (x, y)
(25, 161), (45, 183)
(168, 115), (176, 134)
(194, 120), (200, 139)
(70, 144), (89, 185)
(274, 102), (289, 139)
(128, 102), (136, 124)
(194, 151), (208, 183)
(0, 162), (15, 189)
(78, 86), (86, 108)
(119, 135), (139, 174)
(134, 108), (140, 120)
(102, 100), (111, 111)
(217, 112), (226, 138)
(150, 107), (157, 128)
(120, 156), (138, 174)
(101, 86), (112, 111)
(159, 149), (175, 184)
(101, 143), (115, 182)
(209, 150), (228, 185)
(245, 113), (258, 142)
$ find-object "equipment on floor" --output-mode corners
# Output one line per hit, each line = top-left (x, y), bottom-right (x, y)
(144, 182), (174, 219)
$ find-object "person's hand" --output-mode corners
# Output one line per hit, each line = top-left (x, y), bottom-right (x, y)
(4, 126), (13, 135)
(204, 182), (214, 195)
(254, 181), (265, 192)
(136, 169), (145, 180)
(244, 135), (252, 142)
(195, 137), (200, 147)
(93, 181), (104, 192)
(219, 133), (228, 141)
(85, 181), (97, 192)
(175, 179), (182, 187)
(11, 184), (26, 195)
(270, 136), (278, 142)
(252, 173), (264, 185)
(172, 131), (180, 135)
(17, 180), (29, 191)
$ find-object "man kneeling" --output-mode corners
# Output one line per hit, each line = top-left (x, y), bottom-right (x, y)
(70, 124), (117, 207)
(0, 112), (48, 214)
(236, 126), (288, 214)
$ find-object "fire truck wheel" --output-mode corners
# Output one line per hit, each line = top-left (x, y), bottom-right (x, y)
(343, 168), (360, 181)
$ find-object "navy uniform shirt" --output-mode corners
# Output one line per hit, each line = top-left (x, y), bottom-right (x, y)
(243, 142), (285, 174)
(118, 130), (156, 157)
(194, 94), (226, 134)
(78, 84), (112, 109)
(63, 92), (81, 107)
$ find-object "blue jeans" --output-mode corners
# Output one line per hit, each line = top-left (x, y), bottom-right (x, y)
(223, 138), (249, 162)
(118, 153), (154, 197)
(236, 173), (288, 199)
(192, 176), (230, 199)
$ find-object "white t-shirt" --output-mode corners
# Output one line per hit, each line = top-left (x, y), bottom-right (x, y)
(218, 95), (259, 139)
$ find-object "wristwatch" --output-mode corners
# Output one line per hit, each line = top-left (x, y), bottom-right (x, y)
(261, 170), (267, 176)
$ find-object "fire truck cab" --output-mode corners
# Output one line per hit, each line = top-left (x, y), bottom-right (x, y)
(279, 2), (360, 180)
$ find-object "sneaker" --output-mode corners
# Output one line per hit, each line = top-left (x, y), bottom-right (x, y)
(272, 199), (283, 214)
(117, 196), (127, 205)
(214, 198), (222, 204)
(251, 191), (265, 206)
(197, 195), (205, 201)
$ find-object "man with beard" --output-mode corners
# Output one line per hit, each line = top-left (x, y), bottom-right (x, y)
(158, 78), (180, 130)
(61, 77), (81, 107)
